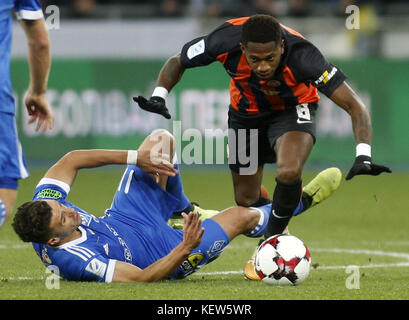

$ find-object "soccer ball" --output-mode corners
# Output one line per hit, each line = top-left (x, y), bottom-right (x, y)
(255, 234), (311, 286)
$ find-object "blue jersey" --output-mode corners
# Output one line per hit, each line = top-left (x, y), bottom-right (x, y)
(32, 166), (230, 282)
(0, 0), (43, 114)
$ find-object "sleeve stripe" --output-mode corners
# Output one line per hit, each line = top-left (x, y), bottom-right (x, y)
(64, 247), (88, 261)
(63, 246), (95, 261)
(36, 178), (71, 194)
(72, 246), (95, 259)
(105, 260), (117, 283)
(15, 9), (44, 20)
(76, 245), (95, 256)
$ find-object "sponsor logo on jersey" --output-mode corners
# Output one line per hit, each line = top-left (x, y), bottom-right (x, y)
(37, 189), (62, 199)
(314, 67), (338, 85)
(41, 248), (52, 264)
(181, 253), (204, 274)
(260, 89), (280, 96)
(187, 39), (205, 59)
(85, 258), (107, 278)
(79, 212), (92, 226)
(103, 243), (109, 255)
(188, 253), (204, 267)
(266, 80), (281, 87)
(104, 223), (132, 262)
(78, 211), (100, 226)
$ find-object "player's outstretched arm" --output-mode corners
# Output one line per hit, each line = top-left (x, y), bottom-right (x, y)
(20, 18), (53, 132)
(329, 81), (391, 180)
(43, 149), (177, 189)
(112, 212), (204, 282)
(133, 54), (185, 119)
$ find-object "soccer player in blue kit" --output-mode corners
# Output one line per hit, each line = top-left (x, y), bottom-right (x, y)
(0, 0), (53, 228)
(12, 129), (336, 282)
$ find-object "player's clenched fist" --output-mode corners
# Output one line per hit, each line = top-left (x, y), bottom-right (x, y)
(133, 96), (171, 119)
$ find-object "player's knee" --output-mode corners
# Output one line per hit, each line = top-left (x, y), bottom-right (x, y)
(276, 164), (302, 184)
(233, 180), (261, 207)
(234, 192), (259, 207)
(236, 206), (260, 233)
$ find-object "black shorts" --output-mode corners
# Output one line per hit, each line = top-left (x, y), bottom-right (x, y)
(227, 103), (317, 174)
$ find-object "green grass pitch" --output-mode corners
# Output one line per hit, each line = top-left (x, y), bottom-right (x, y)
(0, 167), (408, 301)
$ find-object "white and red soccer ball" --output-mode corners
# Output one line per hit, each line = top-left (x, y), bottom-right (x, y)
(255, 234), (311, 286)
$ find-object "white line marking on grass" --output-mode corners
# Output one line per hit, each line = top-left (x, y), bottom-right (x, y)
(362, 240), (409, 247)
(3, 246), (409, 280)
(4, 276), (45, 281)
(312, 248), (409, 260)
(0, 244), (31, 249)
(193, 247), (409, 276)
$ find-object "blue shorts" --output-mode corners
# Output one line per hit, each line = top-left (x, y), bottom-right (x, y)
(105, 165), (230, 278)
(0, 112), (29, 188)
(170, 218), (230, 279)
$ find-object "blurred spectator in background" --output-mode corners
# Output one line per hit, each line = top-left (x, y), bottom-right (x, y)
(41, 0), (98, 18)
(38, 0), (408, 19)
(72, 0), (97, 18)
(191, 0), (251, 18)
(250, 0), (274, 15)
(156, 0), (185, 17)
(287, 0), (310, 16)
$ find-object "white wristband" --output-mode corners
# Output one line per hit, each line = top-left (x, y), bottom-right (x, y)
(152, 87), (168, 100)
(127, 150), (138, 165)
(356, 143), (371, 157)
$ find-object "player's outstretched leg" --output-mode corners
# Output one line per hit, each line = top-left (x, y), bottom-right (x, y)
(301, 167), (342, 210)
(243, 167), (342, 281)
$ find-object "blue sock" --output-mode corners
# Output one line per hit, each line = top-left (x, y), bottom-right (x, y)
(165, 162), (191, 213)
(246, 199), (305, 238)
(292, 201), (304, 216)
(0, 200), (6, 228)
(246, 203), (272, 238)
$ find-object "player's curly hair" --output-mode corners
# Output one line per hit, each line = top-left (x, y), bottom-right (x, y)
(12, 201), (54, 243)
(241, 14), (282, 46)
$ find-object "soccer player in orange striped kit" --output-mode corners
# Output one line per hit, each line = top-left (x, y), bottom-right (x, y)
(134, 14), (391, 279)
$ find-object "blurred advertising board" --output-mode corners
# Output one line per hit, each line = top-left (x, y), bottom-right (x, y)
(11, 58), (409, 166)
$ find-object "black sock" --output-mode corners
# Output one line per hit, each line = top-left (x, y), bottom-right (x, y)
(264, 179), (302, 238)
(249, 197), (271, 207)
(301, 192), (313, 210)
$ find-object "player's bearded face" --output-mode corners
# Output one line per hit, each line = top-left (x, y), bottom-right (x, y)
(241, 40), (284, 80)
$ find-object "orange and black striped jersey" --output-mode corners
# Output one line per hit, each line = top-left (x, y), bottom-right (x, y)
(180, 17), (346, 116)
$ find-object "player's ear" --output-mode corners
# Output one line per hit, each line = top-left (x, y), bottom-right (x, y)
(47, 237), (61, 247)
(240, 42), (246, 53)
(281, 40), (284, 54)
